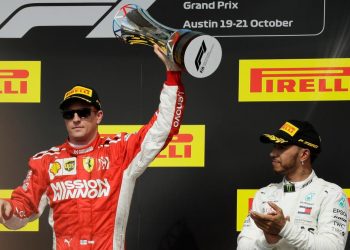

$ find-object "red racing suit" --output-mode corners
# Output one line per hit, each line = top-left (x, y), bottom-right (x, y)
(4, 71), (185, 250)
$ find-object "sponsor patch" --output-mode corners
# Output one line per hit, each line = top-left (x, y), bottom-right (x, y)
(64, 160), (76, 172)
(304, 192), (316, 202)
(49, 157), (77, 180)
(64, 86), (92, 99)
(262, 134), (288, 144)
(73, 146), (94, 155)
(83, 157), (95, 173)
(280, 122), (299, 136)
(51, 178), (110, 202)
(337, 194), (347, 208)
(50, 162), (61, 176)
(298, 205), (312, 215)
(98, 156), (110, 170)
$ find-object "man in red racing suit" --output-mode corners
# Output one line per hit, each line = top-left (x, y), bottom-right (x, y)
(0, 45), (185, 250)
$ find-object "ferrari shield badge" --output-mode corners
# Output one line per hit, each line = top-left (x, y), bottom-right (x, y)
(83, 157), (95, 173)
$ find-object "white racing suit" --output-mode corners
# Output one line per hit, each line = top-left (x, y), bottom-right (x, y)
(237, 171), (349, 250)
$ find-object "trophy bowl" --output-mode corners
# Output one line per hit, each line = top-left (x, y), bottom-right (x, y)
(113, 4), (222, 78)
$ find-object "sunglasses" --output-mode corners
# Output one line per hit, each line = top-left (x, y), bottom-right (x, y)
(62, 108), (93, 120)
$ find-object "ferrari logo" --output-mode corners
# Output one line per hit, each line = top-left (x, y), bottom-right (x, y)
(83, 157), (94, 173)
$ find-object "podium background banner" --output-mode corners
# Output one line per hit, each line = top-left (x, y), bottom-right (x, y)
(0, 0), (349, 249)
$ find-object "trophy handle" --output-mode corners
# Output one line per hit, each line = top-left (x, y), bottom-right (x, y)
(170, 29), (202, 68)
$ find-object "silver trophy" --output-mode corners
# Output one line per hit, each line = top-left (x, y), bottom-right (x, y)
(113, 4), (222, 78)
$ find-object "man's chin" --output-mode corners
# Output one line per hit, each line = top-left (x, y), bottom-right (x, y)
(69, 133), (86, 142)
(271, 162), (279, 169)
(272, 165), (284, 175)
(71, 134), (84, 140)
(273, 170), (284, 175)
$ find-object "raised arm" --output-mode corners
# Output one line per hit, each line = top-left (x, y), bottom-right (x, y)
(115, 44), (186, 179)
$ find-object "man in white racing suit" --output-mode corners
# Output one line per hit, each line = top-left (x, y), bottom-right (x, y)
(237, 120), (349, 250)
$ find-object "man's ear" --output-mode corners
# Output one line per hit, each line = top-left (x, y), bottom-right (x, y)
(300, 148), (311, 162)
(96, 110), (103, 125)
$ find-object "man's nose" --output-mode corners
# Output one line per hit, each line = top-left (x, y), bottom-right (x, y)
(270, 148), (277, 158)
(72, 112), (81, 122)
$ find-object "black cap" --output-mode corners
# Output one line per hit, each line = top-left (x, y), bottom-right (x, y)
(260, 120), (321, 154)
(59, 85), (101, 110)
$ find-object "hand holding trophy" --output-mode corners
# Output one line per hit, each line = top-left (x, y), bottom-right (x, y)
(113, 4), (222, 78)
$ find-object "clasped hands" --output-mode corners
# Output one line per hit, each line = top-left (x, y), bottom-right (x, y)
(250, 201), (290, 244)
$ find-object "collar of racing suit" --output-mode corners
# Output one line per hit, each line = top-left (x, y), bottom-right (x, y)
(65, 133), (101, 155)
(282, 170), (316, 192)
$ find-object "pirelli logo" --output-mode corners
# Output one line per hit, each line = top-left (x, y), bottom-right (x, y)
(64, 86), (92, 99)
(0, 190), (39, 232)
(0, 61), (41, 102)
(239, 59), (350, 101)
(99, 125), (205, 167)
(280, 122), (299, 136)
(236, 189), (350, 232)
